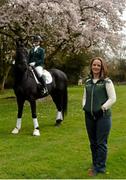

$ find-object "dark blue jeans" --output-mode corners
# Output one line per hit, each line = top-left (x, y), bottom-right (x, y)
(85, 111), (112, 173)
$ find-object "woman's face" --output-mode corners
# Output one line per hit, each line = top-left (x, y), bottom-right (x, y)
(91, 59), (102, 77)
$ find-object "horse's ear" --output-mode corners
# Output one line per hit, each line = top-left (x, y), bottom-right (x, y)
(22, 35), (33, 47)
(24, 39), (28, 47)
(16, 38), (24, 47)
(15, 39), (19, 47)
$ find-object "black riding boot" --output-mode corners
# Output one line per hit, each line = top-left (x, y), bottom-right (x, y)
(39, 76), (48, 95)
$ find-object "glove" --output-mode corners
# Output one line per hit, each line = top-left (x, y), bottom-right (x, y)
(29, 62), (35, 66)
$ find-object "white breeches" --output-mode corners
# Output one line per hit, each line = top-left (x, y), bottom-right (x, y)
(35, 66), (44, 77)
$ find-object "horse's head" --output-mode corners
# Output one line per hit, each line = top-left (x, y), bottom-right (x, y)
(15, 39), (28, 73)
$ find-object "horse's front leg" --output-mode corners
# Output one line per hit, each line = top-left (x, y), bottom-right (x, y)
(12, 98), (25, 134)
(30, 100), (40, 136)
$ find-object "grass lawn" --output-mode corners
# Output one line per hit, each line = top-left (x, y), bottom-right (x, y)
(0, 85), (126, 179)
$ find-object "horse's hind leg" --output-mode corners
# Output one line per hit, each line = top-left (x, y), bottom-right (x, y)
(12, 98), (25, 134)
(51, 91), (63, 126)
(29, 100), (40, 136)
(55, 111), (63, 126)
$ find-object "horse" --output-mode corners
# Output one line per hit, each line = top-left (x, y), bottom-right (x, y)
(12, 40), (68, 136)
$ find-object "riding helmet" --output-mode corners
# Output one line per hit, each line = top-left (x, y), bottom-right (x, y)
(33, 35), (42, 42)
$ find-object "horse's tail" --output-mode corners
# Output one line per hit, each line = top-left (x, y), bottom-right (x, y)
(62, 84), (68, 117)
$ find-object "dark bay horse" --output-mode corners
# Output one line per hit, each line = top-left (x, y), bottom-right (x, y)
(12, 41), (68, 136)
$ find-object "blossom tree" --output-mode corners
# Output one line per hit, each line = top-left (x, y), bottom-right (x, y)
(0, 0), (126, 56)
(0, 0), (126, 89)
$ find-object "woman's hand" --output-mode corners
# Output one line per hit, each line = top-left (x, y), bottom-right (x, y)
(101, 105), (107, 112)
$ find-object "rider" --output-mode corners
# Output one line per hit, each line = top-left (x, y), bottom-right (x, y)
(28, 35), (48, 95)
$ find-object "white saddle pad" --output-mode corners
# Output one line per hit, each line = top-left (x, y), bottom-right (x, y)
(43, 69), (52, 84)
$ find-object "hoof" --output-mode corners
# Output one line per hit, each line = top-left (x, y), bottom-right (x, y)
(55, 119), (62, 126)
(12, 127), (19, 134)
(33, 129), (40, 136)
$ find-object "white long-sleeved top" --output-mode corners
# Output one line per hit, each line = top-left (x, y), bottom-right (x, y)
(82, 78), (116, 111)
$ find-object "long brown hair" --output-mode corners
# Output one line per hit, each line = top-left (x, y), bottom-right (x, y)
(90, 57), (108, 79)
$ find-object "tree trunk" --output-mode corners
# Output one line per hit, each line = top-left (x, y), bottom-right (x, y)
(0, 66), (11, 91)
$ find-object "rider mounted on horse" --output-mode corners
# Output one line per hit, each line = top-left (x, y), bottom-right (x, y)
(28, 35), (48, 96)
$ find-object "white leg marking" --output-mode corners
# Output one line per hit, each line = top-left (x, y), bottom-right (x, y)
(33, 118), (39, 129)
(16, 118), (22, 129)
(56, 111), (63, 120)
(33, 118), (40, 136)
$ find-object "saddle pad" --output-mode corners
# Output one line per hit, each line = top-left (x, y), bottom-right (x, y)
(43, 69), (52, 84)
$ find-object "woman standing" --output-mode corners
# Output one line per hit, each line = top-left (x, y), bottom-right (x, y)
(82, 57), (116, 176)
